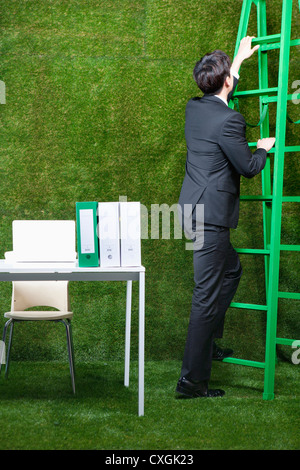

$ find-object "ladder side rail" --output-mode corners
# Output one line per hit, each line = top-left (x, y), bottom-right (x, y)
(263, 0), (294, 401)
(229, 0), (254, 110)
(257, 0), (272, 298)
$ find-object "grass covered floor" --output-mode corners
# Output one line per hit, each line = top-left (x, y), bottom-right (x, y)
(0, 359), (299, 450)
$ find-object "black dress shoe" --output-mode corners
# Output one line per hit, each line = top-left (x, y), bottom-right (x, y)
(212, 342), (233, 361)
(176, 376), (225, 398)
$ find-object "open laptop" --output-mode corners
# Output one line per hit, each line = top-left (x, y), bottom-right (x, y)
(10, 220), (77, 263)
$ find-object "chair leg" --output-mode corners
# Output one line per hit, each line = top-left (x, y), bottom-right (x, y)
(5, 319), (14, 379)
(0, 318), (13, 376)
(61, 319), (76, 394)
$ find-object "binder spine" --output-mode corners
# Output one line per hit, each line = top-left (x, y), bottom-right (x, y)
(98, 202), (121, 267)
(76, 202), (99, 267)
(120, 202), (141, 267)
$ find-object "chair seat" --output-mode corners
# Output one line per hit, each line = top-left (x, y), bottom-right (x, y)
(4, 311), (73, 321)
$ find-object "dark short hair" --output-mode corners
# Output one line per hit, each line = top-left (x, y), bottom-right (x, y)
(193, 50), (231, 94)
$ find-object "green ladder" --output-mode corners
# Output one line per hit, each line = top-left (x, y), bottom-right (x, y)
(224, 0), (300, 399)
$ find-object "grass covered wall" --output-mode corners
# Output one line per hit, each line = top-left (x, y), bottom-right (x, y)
(0, 0), (299, 365)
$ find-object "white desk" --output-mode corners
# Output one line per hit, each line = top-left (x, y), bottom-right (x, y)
(0, 260), (145, 416)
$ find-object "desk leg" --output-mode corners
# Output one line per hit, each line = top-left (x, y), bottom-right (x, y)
(124, 280), (132, 387)
(139, 271), (145, 417)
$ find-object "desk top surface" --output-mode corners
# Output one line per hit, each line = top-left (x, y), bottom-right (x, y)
(0, 259), (145, 274)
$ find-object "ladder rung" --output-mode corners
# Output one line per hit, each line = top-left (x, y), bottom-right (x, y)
(278, 291), (300, 300)
(238, 93), (300, 105)
(240, 195), (272, 201)
(260, 38), (300, 52)
(252, 34), (281, 45)
(236, 248), (270, 255)
(248, 142), (274, 153)
(280, 244), (300, 251)
(222, 357), (266, 368)
(234, 87), (278, 98)
(240, 196), (299, 203)
(282, 196), (300, 202)
(276, 337), (299, 346)
(241, 196), (299, 202)
(284, 146), (300, 153)
(230, 302), (268, 311)
(248, 144), (300, 154)
(265, 93), (300, 103)
(266, 145), (300, 154)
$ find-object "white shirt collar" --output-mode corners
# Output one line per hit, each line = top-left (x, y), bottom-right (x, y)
(213, 95), (228, 106)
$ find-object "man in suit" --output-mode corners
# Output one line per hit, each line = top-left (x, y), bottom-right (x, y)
(176, 37), (275, 398)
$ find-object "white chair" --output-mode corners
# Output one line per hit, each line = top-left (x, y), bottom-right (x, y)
(0, 281), (75, 394)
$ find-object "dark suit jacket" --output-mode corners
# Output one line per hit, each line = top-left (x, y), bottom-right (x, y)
(178, 79), (267, 229)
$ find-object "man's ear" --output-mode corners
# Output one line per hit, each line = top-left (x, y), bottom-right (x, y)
(224, 75), (232, 88)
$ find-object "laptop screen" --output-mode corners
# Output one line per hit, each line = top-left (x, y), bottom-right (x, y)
(12, 220), (77, 262)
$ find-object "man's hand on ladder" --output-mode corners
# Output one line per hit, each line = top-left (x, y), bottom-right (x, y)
(257, 137), (276, 152)
(231, 36), (260, 74)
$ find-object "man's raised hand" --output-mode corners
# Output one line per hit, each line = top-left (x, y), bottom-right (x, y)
(231, 36), (260, 75)
(237, 36), (260, 61)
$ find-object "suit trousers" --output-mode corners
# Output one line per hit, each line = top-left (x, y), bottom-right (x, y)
(180, 223), (242, 382)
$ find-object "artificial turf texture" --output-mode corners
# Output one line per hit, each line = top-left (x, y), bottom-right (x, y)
(0, 360), (299, 450)
(0, 0), (299, 450)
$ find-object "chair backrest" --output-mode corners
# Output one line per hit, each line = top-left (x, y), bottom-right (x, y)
(12, 220), (76, 262)
(11, 281), (70, 312)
